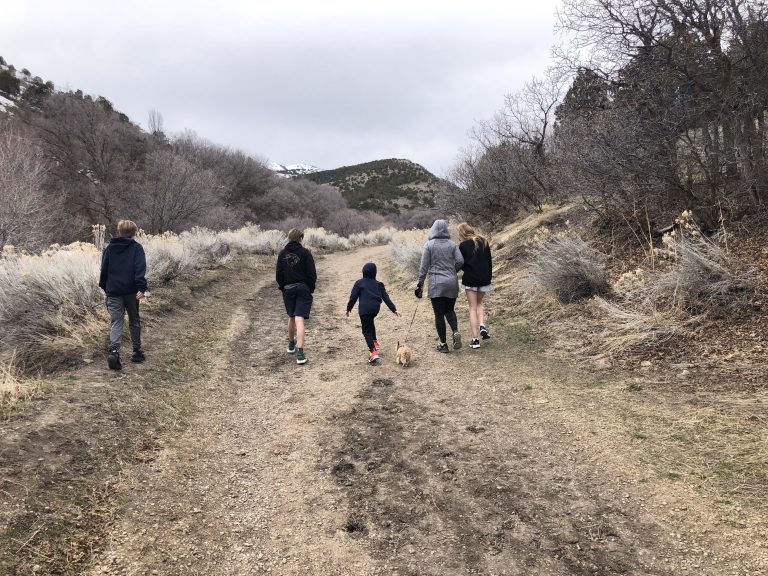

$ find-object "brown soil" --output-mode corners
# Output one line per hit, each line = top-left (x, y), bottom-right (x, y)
(1, 247), (766, 575)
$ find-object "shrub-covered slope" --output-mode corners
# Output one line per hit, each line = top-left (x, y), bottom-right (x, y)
(305, 158), (441, 214)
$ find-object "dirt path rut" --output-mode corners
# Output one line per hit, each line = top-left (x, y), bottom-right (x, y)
(87, 246), (765, 575)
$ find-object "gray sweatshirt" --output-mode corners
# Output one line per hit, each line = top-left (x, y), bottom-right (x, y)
(418, 220), (464, 299)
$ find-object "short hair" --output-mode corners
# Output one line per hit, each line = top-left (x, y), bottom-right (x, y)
(117, 220), (138, 238)
(287, 228), (304, 242)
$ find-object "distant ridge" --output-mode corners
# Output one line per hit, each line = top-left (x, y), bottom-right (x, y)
(304, 158), (440, 214)
(269, 162), (320, 178)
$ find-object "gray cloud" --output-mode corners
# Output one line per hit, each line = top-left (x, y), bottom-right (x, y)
(1, 0), (560, 175)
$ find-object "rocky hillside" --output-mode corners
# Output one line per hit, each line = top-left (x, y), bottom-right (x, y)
(0, 57), (55, 113)
(305, 158), (441, 214)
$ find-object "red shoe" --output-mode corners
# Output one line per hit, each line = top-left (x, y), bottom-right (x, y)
(373, 341), (381, 352)
(368, 351), (380, 363)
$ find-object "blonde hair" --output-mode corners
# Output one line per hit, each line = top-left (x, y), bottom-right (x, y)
(458, 222), (487, 250)
(287, 228), (304, 242)
(117, 220), (138, 238)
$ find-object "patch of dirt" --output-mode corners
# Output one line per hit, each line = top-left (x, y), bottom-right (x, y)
(2, 246), (766, 575)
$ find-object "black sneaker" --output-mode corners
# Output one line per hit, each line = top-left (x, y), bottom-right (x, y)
(131, 350), (146, 363)
(107, 350), (122, 371)
(480, 325), (491, 340)
(470, 338), (480, 349)
(436, 343), (450, 354)
(452, 332), (462, 350)
(296, 348), (307, 365)
(287, 339), (296, 354)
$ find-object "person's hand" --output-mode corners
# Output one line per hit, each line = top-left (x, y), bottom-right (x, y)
(136, 291), (145, 300)
(414, 285), (423, 299)
(394, 311), (402, 317)
(345, 310), (350, 317)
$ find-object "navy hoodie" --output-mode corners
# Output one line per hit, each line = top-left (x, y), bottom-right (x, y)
(99, 236), (148, 297)
(346, 263), (397, 316)
(276, 240), (317, 293)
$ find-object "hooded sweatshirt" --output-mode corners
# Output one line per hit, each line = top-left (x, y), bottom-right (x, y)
(417, 220), (464, 299)
(276, 240), (317, 292)
(99, 236), (148, 297)
(346, 262), (397, 316)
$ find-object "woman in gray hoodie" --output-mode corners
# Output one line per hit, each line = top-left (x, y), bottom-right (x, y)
(416, 219), (465, 353)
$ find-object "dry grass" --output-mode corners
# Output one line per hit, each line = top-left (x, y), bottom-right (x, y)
(0, 356), (42, 414)
(653, 237), (752, 311)
(527, 236), (610, 303)
(592, 297), (690, 355)
(389, 229), (428, 278)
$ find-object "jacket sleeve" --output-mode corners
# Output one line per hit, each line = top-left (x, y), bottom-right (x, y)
(99, 248), (109, 291)
(380, 283), (397, 313)
(276, 251), (285, 290)
(346, 281), (361, 313)
(417, 242), (431, 286)
(305, 250), (317, 293)
(134, 245), (148, 293)
(459, 241), (470, 271)
(453, 243), (465, 272)
(487, 245), (493, 279)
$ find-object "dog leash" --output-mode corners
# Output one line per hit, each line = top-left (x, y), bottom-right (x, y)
(403, 298), (420, 342)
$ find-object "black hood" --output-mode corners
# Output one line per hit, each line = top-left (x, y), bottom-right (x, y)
(285, 240), (304, 252)
(362, 262), (377, 279)
(108, 236), (137, 254)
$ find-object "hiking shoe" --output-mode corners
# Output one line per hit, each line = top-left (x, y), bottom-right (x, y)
(107, 350), (122, 371)
(436, 343), (450, 354)
(452, 332), (462, 350)
(131, 350), (146, 363)
(480, 325), (491, 340)
(368, 351), (380, 364)
(287, 339), (296, 354)
(470, 338), (481, 349)
(373, 341), (381, 352)
(296, 348), (307, 365)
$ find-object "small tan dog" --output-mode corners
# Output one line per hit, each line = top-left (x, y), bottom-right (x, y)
(396, 341), (412, 367)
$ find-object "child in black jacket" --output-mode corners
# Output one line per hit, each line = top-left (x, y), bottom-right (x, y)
(346, 262), (401, 363)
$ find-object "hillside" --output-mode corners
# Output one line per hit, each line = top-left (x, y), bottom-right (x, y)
(305, 158), (441, 214)
(0, 57), (54, 112)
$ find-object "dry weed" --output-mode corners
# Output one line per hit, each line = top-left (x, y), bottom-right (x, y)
(527, 236), (610, 302)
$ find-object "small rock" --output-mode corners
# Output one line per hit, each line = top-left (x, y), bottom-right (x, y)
(676, 369), (690, 379)
(594, 357), (612, 370)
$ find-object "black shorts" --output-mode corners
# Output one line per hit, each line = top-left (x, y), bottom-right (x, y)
(282, 283), (313, 319)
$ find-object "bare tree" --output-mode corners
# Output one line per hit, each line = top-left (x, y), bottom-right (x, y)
(137, 150), (219, 233)
(0, 124), (54, 250)
(147, 109), (164, 135)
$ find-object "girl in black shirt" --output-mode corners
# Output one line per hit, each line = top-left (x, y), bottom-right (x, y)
(458, 223), (493, 349)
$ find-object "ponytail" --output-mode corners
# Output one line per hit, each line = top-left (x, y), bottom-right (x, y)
(458, 222), (487, 250)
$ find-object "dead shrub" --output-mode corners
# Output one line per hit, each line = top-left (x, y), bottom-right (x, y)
(527, 236), (610, 302)
(654, 238), (752, 311)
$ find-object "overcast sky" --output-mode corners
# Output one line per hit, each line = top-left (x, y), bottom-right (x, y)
(1, 0), (561, 175)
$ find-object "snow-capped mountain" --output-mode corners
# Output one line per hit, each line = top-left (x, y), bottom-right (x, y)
(269, 162), (320, 178)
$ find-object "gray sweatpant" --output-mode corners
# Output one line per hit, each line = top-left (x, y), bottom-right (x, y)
(106, 295), (141, 353)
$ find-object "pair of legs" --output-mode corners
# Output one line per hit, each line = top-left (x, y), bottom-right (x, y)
(359, 313), (379, 352)
(283, 283), (312, 362)
(106, 294), (142, 354)
(430, 297), (458, 344)
(465, 289), (487, 340)
(287, 316), (305, 348)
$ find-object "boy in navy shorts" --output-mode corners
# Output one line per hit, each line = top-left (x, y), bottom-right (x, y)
(276, 229), (317, 364)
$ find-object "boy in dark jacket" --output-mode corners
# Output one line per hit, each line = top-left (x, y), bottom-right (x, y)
(99, 220), (148, 371)
(346, 262), (401, 363)
(276, 228), (317, 365)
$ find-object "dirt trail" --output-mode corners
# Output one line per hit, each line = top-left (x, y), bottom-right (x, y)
(18, 246), (765, 575)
